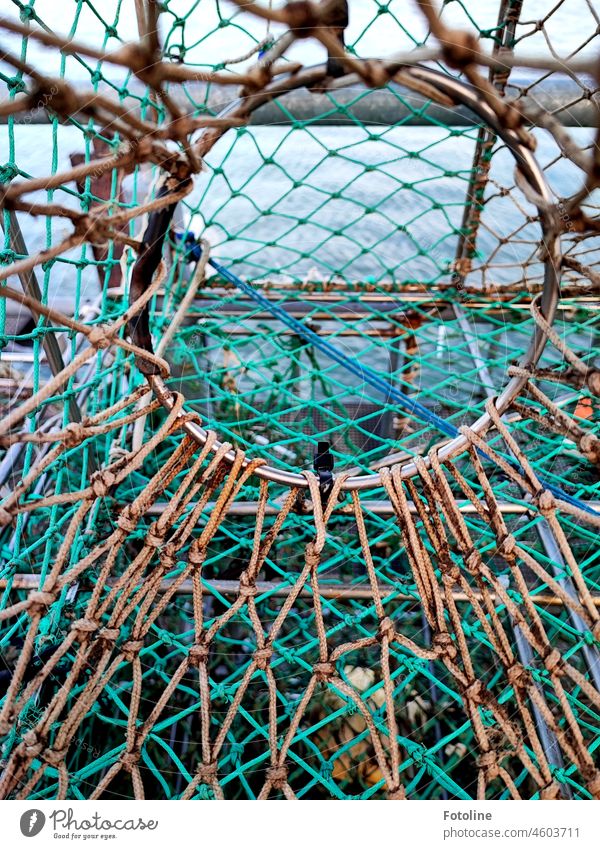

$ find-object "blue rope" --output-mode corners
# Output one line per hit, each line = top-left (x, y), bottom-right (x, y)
(206, 255), (598, 517)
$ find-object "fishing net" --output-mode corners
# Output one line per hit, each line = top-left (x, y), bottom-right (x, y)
(0, 0), (599, 800)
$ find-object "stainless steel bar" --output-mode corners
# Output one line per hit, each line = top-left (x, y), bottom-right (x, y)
(143, 499), (600, 517)
(2, 574), (599, 606)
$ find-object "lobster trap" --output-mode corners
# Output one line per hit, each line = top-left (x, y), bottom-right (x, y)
(0, 0), (599, 801)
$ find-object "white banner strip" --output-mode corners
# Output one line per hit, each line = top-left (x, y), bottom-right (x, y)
(2, 800), (600, 849)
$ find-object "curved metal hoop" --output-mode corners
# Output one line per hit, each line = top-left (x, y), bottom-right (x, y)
(150, 64), (561, 492)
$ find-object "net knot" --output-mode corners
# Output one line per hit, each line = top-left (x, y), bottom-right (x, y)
(433, 632), (457, 661)
(506, 662), (527, 689)
(378, 616), (395, 643)
(586, 370), (600, 397)
(98, 627), (121, 643)
(267, 765), (288, 789)
(188, 545), (205, 566)
(27, 590), (55, 612)
(543, 647), (565, 676)
(253, 646), (273, 670)
(305, 542), (321, 568)
(464, 679), (485, 704)
(86, 324), (112, 350)
(189, 644), (209, 667)
(477, 750), (499, 778)
(70, 618), (99, 637)
(440, 30), (479, 70)
(313, 661), (335, 681)
(580, 433), (600, 465)
(197, 761), (218, 785)
(120, 751), (141, 770)
(535, 489), (556, 513)
(441, 563), (461, 586)
(62, 422), (87, 448)
(122, 639), (144, 659)
(116, 508), (139, 534)
(498, 534), (517, 556)
(23, 730), (45, 757)
(145, 524), (165, 549)
(464, 549), (480, 574)
(44, 746), (68, 767)
(238, 572), (257, 598)
(90, 469), (117, 498)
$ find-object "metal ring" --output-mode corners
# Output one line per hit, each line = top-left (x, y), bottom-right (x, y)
(150, 64), (560, 492)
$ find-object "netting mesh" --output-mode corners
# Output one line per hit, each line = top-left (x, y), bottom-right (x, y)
(0, 0), (599, 800)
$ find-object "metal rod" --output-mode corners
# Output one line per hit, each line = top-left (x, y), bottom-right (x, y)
(143, 499), (600, 517)
(2, 574), (599, 606)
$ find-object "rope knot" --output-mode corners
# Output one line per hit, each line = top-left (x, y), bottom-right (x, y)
(86, 324), (112, 350)
(378, 616), (395, 643)
(441, 563), (461, 586)
(70, 618), (99, 637)
(44, 746), (68, 767)
(464, 679), (485, 704)
(433, 632), (457, 661)
(580, 433), (600, 466)
(267, 765), (288, 789)
(98, 627), (120, 643)
(535, 489), (556, 513)
(188, 644), (209, 667)
(145, 523), (165, 549)
(543, 647), (565, 677)
(464, 549), (480, 574)
(440, 30), (479, 70)
(498, 534), (517, 556)
(477, 750), (499, 778)
(90, 469), (116, 498)
(188, 545), (205, 566)
(238, 572), (257, 598)
(197, 761), (218, 785)
(122, 639), (144, 659)
(253, 646), (273, 670)
(305, 541), (321, 568)
(120, 750), (140, 770)
(586, 370), (600, 397)
(27, 590), (55, 612)
(23, 730), (44, 757)
(116, 508), (139, 535)
(313, 661), (335, 681)
(62, 422), (87, 448)
(506, 662), (527, 689)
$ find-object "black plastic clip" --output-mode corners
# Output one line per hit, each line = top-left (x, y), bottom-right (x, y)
(314, 441), (334, 510)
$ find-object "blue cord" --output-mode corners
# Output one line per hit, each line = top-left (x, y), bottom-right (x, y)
(205, 255), (598, 517)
